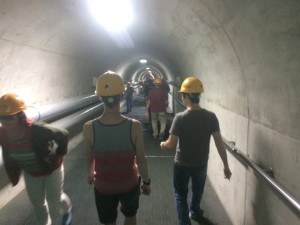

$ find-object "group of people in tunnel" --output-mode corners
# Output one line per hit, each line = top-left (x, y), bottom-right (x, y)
(0, 71), (232, 225)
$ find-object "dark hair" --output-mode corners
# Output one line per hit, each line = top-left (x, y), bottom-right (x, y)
(182, 93), (200, 104)
(101, 94), (122, 108)
(15, 111), (28, 126)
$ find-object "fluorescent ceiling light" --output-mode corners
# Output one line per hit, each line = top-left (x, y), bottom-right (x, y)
(88, 0), (134, 31)
(140, 59), (147, 64)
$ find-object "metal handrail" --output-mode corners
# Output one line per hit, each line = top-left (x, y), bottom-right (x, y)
(168, 83), (300, 218)
(223, 138), (300, 217)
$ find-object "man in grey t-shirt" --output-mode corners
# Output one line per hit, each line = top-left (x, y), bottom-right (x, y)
(160, 77), (232, 225)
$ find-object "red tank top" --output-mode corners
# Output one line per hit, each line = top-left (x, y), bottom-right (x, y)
(92, 118), (138, 194)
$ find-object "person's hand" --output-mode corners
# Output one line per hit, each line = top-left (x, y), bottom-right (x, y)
(224, 167), (232, 180)
(144, 111), (149, 119)
(160, 142), (166, 150)
(141, 184), (151, 196)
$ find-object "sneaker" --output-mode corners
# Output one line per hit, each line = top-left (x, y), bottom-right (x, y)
(189, 212), (215, 225)
(62, 212), (72, 225)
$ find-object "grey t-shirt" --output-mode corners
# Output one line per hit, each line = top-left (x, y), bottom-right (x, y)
(170, 109), (220, 167)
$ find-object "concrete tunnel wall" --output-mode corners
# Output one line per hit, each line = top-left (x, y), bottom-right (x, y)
(0, 0), (299, 225)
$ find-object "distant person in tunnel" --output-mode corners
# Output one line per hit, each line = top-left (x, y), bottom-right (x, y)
(142, 72), (154, 122)
(0, 93), (72, 225)
(161, 77), (170, 93)
(83, 71), (151, 225)
(160, 77), (232, 225)
(145, 77), (168, 140)
(142, 71), (154, 99)
(124, 82), (135, 113)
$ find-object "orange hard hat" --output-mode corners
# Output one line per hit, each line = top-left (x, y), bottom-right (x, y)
(0, 93), (27, 116)
(153, 78), (162, 84)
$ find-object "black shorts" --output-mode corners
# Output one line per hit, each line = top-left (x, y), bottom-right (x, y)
(94, 185), (141, 224)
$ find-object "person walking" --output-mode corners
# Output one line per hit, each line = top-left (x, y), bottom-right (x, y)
(0, 93), (72, 225)
(143, 73), (154, 122)
(124, 82), (135, 113)
(142, 72), (154, 100)
(161, 78), (170, 93)
(160, 77), (232, 225)
(145, 77), (168, 140)
(83, 71), (151, 225)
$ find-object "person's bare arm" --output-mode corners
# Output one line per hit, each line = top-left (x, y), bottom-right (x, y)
(165, 92), (169, 107)
(145, 100), (150, 116)
(132, 119), (151, 195)
(160, 133), (178, 150)
(82, 121), (95, 184)
(212, 131), (232, 180)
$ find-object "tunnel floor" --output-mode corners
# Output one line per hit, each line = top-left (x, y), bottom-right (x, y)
(0, 95), (232, 225)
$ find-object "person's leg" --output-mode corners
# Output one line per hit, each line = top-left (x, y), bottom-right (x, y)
(190, 163), (207, 216)
(120, 185), (140, 225)
(105, 222), (117, 225)
(45, 165), (72, 225)
(126, 99), (130, 113)
(23, 172), (50, 225)
(150, 112), (158, 137)
(158, 112), (166, 139)
(94, 188), (119, 225)
(173, 164), (192, 225)
(124, 216), (136, 225)
(129, 98), (133, 112)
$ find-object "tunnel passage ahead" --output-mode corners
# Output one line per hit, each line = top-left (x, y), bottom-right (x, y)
(0, 1), (299, 224)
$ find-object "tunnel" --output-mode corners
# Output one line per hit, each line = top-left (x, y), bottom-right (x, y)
(0, 0), (299, 225)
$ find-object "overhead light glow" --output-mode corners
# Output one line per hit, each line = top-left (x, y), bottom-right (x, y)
(88, 0), (134, 31)
(140, 59), (147, 64)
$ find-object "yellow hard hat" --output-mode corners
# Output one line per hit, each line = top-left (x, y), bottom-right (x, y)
(153, 78), (162, 84)
(95, 71), (125, 96)
(179, 77), (204, 93)
(0, 93), (27, 116)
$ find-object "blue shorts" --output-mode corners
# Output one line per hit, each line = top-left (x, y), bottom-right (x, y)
(94, 184), (141, 224)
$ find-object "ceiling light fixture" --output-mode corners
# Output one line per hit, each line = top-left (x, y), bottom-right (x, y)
(140, 59), (147, 64)
(88, 0), (134, 31)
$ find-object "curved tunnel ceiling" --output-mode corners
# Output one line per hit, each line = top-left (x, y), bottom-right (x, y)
(0, 0), (299, 141)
